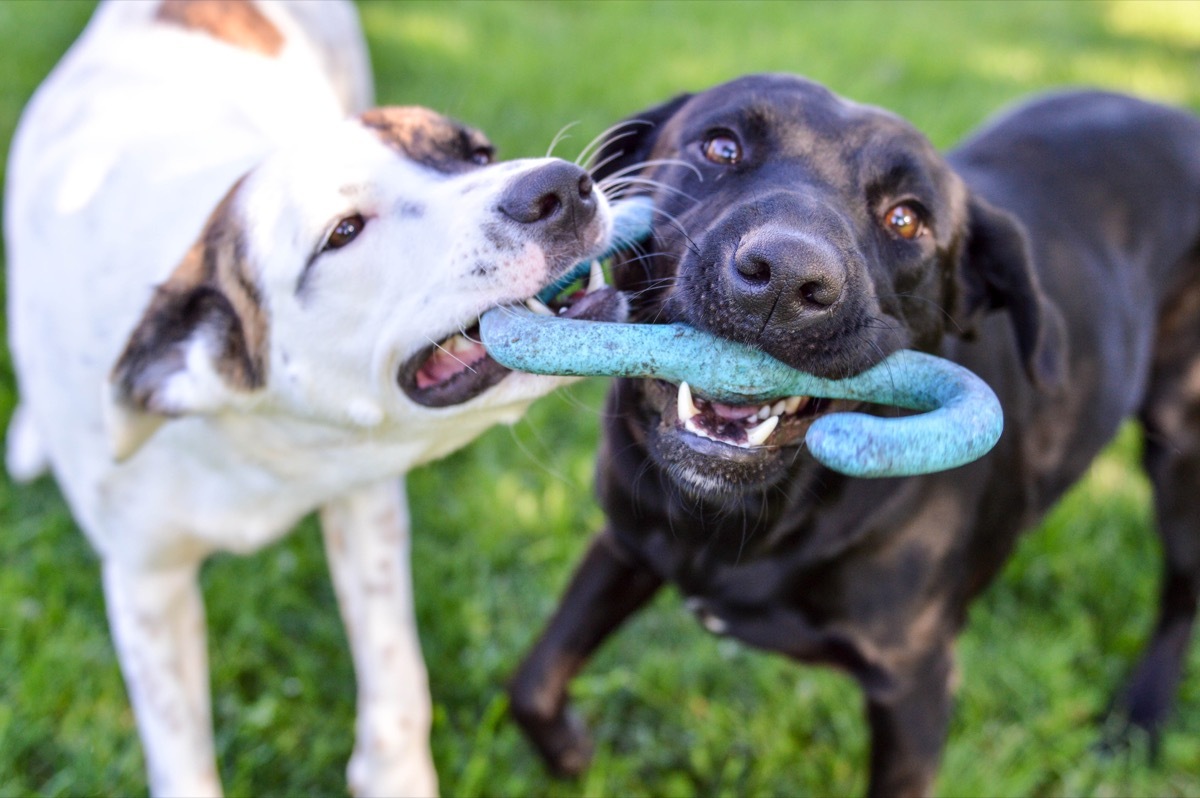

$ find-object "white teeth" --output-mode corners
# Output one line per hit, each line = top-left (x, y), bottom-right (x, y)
(771, 400), (787, 417)
(745, 415), (779, 447)
(785, 396), (805, 414)
(448, 334), (475, 353)
(756, 405), (771, 421)
(525, 297), (554, 316)
(587, 260), (606, 292)
(677, 381), (699, 422)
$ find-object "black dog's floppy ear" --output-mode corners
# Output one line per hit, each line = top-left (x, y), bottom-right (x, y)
(590, 92), (692, 183)
(953, 193), (1066, 391)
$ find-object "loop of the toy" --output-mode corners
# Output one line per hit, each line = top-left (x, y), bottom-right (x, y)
(479, 307), (1003, 478)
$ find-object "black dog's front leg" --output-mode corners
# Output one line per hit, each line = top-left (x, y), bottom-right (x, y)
(509, 530), (663, 777)
(864, 644), (956, 798)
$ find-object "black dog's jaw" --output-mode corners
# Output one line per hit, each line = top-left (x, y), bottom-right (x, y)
(510, 75), (1200, 797)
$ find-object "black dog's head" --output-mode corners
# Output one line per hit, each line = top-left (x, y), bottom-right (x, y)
(594, 73), (1061, 499)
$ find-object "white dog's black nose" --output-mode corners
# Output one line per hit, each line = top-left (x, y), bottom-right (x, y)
(499, 161), (596, 230)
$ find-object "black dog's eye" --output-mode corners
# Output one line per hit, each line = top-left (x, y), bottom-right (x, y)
(701, 133), (742, 165)
(883, 203), (925, 240)
(324, 213), (366, 251)
(469, 146), (494, 166)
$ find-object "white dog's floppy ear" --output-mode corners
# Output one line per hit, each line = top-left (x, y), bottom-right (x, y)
(105, 184), (268, 461)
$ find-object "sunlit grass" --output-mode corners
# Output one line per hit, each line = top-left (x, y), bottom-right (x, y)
(2, 1), (1199, 795)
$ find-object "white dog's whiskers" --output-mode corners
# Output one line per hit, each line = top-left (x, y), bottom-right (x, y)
(546, 121), (581, 158)
(425, 335), (478, 374)
(578, 120), (652, 170)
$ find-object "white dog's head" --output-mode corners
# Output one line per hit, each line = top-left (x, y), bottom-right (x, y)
(105, 106), (619, 459)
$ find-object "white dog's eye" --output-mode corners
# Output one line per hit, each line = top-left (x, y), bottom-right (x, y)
(323, 213), (366, 251)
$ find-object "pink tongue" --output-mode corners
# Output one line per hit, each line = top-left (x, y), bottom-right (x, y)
(710, 401), (759, 421)
(416, 341), (488, 389)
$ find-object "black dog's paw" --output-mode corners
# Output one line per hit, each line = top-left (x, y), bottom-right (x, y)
(1095, 700), (1164, 764)
(542, 707), (595, 778)
(507, 691), (594, 777)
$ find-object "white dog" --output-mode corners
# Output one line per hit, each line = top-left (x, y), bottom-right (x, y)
(4, 1), (619, 795)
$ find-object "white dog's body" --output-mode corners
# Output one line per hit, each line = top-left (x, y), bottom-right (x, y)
(5, 2), (613, 795)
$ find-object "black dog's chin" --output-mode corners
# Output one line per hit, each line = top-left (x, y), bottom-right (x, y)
(650, 427), (793, 500)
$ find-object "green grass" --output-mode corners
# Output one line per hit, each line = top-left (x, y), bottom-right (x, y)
(3, 0), (1200, 795)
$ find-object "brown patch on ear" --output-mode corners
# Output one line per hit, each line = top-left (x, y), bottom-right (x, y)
(156, 0), (283, 57)
(111, 177), (269, 413)
(359, 107), (492, 174)
(197, 181), (270, 389)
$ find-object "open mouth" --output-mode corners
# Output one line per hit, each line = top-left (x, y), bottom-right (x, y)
(398, 261), (617, 408)
(673, 380), (830, 449)
(666, 379), (830, 450)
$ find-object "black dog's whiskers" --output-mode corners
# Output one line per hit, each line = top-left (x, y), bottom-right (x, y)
(649, 215), (700, 259)
(877, 290), (964, 335)
(597, 157), (703, 184)
(599, 176), (696, 204)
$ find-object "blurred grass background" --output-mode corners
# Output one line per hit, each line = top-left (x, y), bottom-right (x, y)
(2, 0), (1200, 795)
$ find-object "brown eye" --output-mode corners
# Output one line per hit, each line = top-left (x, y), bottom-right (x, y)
(883, 203), (924, 240)
(324, 213), (366, 251)
(702, 133), (742, 165)
(469, 146), (494, 166)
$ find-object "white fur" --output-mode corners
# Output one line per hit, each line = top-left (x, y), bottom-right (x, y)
(4, 2), (610, 795)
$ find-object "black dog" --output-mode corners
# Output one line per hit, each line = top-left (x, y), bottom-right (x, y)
(508, 74), (1200, 796)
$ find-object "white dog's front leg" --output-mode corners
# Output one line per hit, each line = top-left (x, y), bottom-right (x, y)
(321, 479), (438, 798)
(103, 560), (220, 798)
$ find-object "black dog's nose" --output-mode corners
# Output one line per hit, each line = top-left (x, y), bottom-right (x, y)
(499, 161), (596, 228)
(730, 229), (847, 321)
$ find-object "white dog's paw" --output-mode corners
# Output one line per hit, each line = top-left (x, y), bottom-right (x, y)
(346, 712), (438, 798)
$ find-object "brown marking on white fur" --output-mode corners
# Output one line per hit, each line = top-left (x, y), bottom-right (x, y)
(111, 177), (269, 412)
(199, 182), (270, 389)
(359, 107), (493, 174)
(156, 0), (284, 57)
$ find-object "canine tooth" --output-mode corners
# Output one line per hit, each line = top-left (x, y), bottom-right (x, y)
(771, 400), (787, 417)
(525, 297), (554, 316)
(745, 415), (779, 447)
(678, 381), (700, 422)
(784, 396), (804, 414)
(448, 334), (473, 353)
(587, 260), (606, 292)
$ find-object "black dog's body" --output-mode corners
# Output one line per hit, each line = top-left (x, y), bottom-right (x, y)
(510, 76), (1200, 796)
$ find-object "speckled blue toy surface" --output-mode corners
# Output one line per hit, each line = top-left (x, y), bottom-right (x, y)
(482, 196), (1003, 478)
(479, 308), (1002, 477)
